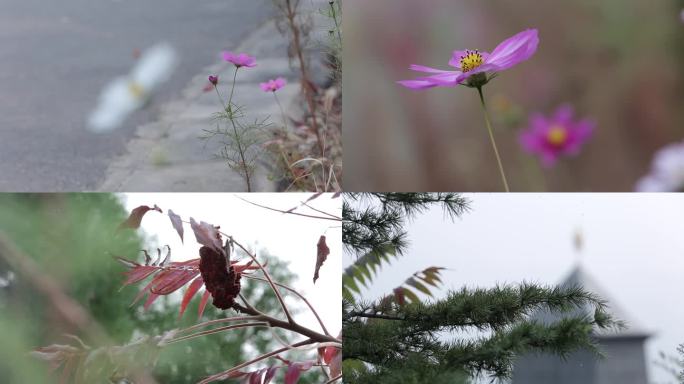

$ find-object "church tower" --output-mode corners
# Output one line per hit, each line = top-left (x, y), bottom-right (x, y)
(512, 231), (650, 383)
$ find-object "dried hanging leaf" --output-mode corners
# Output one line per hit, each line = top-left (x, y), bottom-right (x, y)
(118, 204), (162, 230)
(313, 235), (330, 284)
(190, 218), (223, 251)
(168, 209), (184, 243)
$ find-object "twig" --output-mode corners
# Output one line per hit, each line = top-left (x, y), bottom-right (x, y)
(231, 239), (295, 324)
(234, 195), (341, 221)
(325, 373), (343, 384)
(165, 322), (269, 345)
(243, 274), (331, 336)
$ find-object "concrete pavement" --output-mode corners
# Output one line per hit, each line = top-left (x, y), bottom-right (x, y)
(0, 0), (272, 191)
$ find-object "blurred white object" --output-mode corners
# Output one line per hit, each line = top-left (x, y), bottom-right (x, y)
(88, 42), (178, 133)
(635, 140), (684, 192)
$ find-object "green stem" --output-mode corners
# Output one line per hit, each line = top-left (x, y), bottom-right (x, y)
(226, 67), (251, 191)
(227, 67), (239, 114)
(214, 86), (227, 111)
(476, 86), (510, 192)
(273, 92), (289, 131)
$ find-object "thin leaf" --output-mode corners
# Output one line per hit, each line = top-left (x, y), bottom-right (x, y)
(179, 277), (205, 319)
(143, 291), (160, 310)
(402, 287), (420, 304)
(168, 209), (184, 243)
(122, 265), (158, 286)
(264, 366), (279, 384)
(284, 363), (302, 384)
(198, 290), (211, 318)
(393, 287), (405, 306)
(405, 277), (432, 297)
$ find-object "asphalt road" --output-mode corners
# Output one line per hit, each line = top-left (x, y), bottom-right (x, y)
(0, 0), (273, 191)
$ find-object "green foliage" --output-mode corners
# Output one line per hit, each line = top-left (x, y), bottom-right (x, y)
(343, 193), (469, 303)
(342, 193), (621, 383)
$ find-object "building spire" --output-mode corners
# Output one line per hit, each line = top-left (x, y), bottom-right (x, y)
(573, 227), (583, 265)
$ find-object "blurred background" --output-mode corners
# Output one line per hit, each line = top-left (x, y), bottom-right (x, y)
(0, 193), (341, 383)
(343, 0), (684, 191)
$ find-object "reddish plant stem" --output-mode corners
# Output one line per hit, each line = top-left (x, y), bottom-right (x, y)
(232, 303), (338, 344)
(283, 0), (324, 156)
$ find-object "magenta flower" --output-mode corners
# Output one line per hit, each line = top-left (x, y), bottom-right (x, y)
(398, 29), (539, 90)
(222, 51), (256, 68)
(208, 75), (218, 86)
(519, 105), (594, 167)
(260, 77), (287, 92)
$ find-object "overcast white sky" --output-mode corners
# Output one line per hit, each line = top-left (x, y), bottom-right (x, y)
(344, 193), (684, 384)
(121, 193), (341, 341)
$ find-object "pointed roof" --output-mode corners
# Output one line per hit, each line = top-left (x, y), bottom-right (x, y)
(538, 265), (649, 338)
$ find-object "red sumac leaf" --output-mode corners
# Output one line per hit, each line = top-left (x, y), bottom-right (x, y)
(190, 218), (223, 251)
(313, 235), (330, 284)
(179, 277), (205, 319)
(143, 291), (160, 310)
(168, 209), (184, 243)
(122, 265), (159, 286)
(198, 289), (211, 318)
(149, 268), (198, 295)
(264, 366), (279, 384)
(119, 204), (162, 230)
(249, 368), (266, 384)
(284, 363), (302, 384)
(394, 287), (405, 306)
(325, 347), (342, 377)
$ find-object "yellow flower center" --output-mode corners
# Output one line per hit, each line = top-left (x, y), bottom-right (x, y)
(546, 125), (568, 146)
(460, 50), (484, 72)
(128, 82), (145, 99)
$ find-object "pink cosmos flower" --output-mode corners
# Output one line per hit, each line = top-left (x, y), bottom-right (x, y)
(260, 77), (287, 92)
(222, 51), (256, 68)
(635, 140), (684, 191)
(519, 105), (594, 167)
(398, 29), (539, 90)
